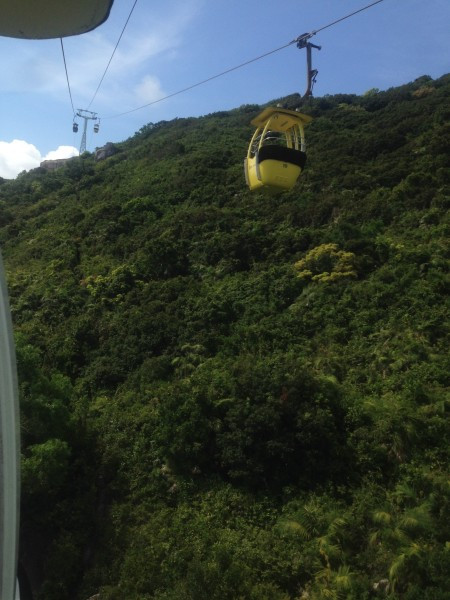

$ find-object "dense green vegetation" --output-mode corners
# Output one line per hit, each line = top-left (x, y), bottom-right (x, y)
(1, 73), (449, 599)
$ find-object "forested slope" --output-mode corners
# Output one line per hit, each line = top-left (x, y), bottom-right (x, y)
(0, 73), (449, 600)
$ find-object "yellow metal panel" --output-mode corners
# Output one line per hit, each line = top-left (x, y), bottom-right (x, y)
(245, 157), (264, 191)
(0, 0), (114, 39)
(251, 107), (312, 130)
(259, 159), (302, 190)
(245, 156), (302, 192)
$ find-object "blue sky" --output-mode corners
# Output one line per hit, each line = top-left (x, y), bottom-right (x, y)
(0, 0), (449, 178)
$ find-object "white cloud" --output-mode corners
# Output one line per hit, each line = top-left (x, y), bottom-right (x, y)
(0, 140), (79, 179)
(0, 140), (41, 179)
(44, 145), (79, 161)
(133, 75), (165, 104)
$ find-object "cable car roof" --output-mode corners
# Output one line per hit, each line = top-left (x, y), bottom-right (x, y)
(0, 0), (114, 39)
(251, 107), (312, 131)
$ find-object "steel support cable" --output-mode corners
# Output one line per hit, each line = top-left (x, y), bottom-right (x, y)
(87, 0), (139, 109)
(60, 38), (75, 114)
(104, 40), (295, 119)
(103, 0), (386, 119)
(297, 0), (386, 42)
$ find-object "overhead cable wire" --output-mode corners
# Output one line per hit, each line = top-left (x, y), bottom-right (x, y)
(297, 0), (386, 41)
(60, 38), (75, 114)
(104, 40), (296, 119)
(104, 0), (387, 119)
(87, 0), (139, 109)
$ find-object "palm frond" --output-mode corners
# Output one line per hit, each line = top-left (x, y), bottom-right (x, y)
(328, 516), (348, 538)
(392, 482), (416, 503)
(282, 519), (310, 539)
(335, 565), (354, 590)
(373, 510), (392, 526)
(369, 530), (381, 546)
(389, 552), (406, 580)
(399, 503), (432, 533)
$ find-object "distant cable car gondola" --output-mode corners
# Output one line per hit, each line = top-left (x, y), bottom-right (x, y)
(73, 122), (79, 133)
(244, 107), (312, 192)
(94, 122), (100, 133)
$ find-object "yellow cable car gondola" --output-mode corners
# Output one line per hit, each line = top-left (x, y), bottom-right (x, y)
(244, 106), (312, 192)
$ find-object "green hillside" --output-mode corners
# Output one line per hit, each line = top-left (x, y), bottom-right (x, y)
(1, 74), (449, 600)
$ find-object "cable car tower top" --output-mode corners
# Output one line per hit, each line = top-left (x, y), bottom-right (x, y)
(75, 109), (99, 154)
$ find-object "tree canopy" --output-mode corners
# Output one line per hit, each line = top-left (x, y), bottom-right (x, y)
(1, 73), (449, 600)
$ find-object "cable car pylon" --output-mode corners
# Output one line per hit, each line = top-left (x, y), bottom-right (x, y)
(73, 109), (100, 153)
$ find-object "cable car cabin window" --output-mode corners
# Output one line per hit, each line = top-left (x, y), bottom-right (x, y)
(250, 135), (261, 157)
(263, 131), (284, 145)
(250, 131), (284, 157)
(249, 131), (306, 169)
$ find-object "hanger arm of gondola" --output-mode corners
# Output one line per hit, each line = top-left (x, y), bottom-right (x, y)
(295, 33), (322, 99)
(303, 40), (321, 99)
